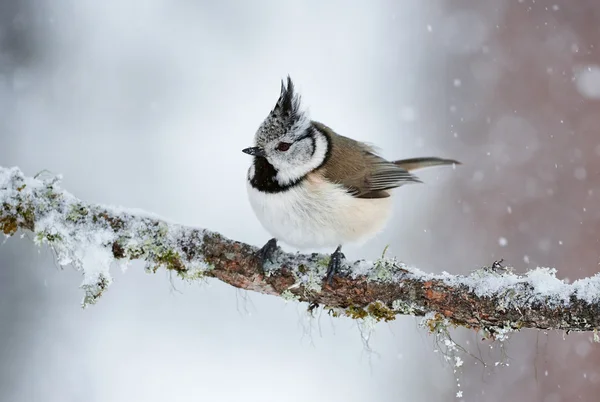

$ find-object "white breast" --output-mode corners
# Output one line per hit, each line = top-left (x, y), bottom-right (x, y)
(246, 172), (393, 250)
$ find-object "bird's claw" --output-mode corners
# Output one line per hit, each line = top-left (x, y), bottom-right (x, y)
(326, 246), (345, 285)
(256, 238), (278, 273)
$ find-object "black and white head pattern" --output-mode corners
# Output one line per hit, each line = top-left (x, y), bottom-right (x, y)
(249, 76), (330, 192)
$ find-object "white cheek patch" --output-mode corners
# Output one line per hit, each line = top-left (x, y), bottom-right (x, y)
(276, 131), (328, 186)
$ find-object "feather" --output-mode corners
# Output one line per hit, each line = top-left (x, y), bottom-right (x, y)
(313, 122), (421, 199)
(312, 122), (459, 199)
(393, 157), (461, 171)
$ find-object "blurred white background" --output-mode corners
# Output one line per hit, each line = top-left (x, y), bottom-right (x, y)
(2, 1), (600, 401)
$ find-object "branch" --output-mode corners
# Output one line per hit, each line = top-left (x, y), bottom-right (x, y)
(2, 166), (600, 338)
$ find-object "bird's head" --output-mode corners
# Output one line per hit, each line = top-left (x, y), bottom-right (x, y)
(243, 76), (329, 186)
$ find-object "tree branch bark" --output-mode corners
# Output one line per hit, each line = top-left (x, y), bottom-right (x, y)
(2, 166), (600, 337)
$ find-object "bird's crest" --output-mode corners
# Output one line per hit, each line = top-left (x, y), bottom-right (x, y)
(255, 76), (309, 145)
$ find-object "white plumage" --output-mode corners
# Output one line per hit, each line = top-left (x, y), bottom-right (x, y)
(247, 170), (392, 250)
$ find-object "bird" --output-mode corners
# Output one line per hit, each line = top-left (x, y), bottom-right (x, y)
(242, 76), (460, 284)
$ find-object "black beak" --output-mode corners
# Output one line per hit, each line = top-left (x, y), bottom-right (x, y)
(242, 147), (266, 157)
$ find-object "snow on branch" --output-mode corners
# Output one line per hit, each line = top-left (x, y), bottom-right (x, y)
(2, 166), (600, 338)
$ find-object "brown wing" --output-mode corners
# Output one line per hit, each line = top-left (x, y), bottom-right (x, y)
(313, 122), (420, 199)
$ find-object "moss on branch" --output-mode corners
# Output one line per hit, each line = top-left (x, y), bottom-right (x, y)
(2, 166), (600, 340)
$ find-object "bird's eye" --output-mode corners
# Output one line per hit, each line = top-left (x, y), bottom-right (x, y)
(276, 142), (291, 152)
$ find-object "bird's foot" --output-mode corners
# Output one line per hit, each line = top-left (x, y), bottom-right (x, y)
(256, 238), (278, 273)
(325, 245), (345, 285)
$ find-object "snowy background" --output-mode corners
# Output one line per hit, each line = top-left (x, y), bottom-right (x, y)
(1, 1), (600, 401)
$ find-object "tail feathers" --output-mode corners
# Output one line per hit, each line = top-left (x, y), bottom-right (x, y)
(393, 157), (461, 172)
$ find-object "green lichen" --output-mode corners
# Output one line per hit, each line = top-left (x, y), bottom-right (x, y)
(114, 221), (211, 281)
(366, 301), (396, 322)
(13, 196), (36, 227)
(110, 223), (212, 282)
(155, 221), (169, 237)
(316, 257), (330, 270)
(366, 246), (400, 283)
(290, 262), (326, 295)
(1, 198), (35, 235)
(303, 271), (323, 293)
(81, 273), (111, 307)
(35, 230), (63, 244)
(421, 312), (450, 334)
(281, 290), (300, 302)
(45, 233), (63, 242)
(345, 305), (369, 320)
(118, 221), (178, 273)
(40, 183), (63, 212)
(367, 257), (396, 282)
(340, 301), (397, 322)
(154, 249), (184, 272)
(66, 203), (89, 223)
(392, 299), (418, 315)
(126, 245), (144, 259)
(0, 216), (18, 235)
(381, 244), (390, 258)
(177, 265), (211, 282)
(482, 321), (522, 341)
(294, 256), (331, 294)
